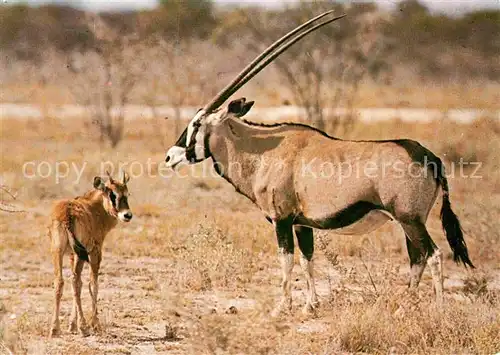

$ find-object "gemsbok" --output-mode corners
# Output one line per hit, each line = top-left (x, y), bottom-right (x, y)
(48, 171), (133, 337)
(164, 11), (474, 316)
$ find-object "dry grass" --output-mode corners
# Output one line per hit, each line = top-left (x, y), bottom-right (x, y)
(1, 113), (499, 354)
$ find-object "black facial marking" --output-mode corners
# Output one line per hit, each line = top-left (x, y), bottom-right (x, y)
(186, 119), (204, 163)
(213, 160), (223, 175)
(109, 191), (117, 208)
(203, 131), (211, 158)
(119, 195), (129, 210)
(174, 126), (188, 147)
(186, 143), (197, 163)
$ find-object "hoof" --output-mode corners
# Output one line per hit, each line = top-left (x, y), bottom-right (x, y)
(270, 308), (281, 318)
(301, 303), (316, 316)
(91, 318), (102, 332)
(79, 326), (90, 337)
(49, 327), (61, 338)
(68, 321), (78, 334)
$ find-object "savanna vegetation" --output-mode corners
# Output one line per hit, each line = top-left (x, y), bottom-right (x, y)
(1, 1), (499, 354)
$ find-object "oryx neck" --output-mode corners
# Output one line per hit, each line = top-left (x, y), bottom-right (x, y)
(208, 120), (267, 203)
(72, 190), (118, 233)
(78, 189), (104, 203)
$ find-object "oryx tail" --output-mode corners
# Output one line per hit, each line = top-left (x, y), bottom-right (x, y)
(436, 159), (474, 268)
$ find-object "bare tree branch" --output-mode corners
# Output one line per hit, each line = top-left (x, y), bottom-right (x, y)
(0, 185), (25, 213)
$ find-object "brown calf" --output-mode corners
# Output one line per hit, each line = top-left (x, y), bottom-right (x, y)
(48, 171), (132, 337)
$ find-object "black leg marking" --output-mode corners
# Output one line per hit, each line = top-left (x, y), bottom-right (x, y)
(295, 226), (314, 260)
(401, 221), (437, 288)
(271, 218), (295, 316)
(403, 221), (437, 265)
(275, 218), (294, 254)
(294, 225), (318, 313)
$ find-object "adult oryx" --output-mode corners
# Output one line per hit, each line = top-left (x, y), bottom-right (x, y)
(165, 11), (474, 316)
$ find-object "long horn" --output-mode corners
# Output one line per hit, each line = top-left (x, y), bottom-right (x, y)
(202, 10), (342, 113)
(105, 170), (114, 183)
(225, 14), (347, 103)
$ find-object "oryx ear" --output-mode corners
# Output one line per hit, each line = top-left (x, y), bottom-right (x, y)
(93, 176), (105, 190)
(238, 100), (254, 117)
(228, 98), (254, 117)
(122, 171), (130, 184)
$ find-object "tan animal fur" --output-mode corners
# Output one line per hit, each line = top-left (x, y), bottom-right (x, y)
(48, 171), (132, 337)
(164, 12), (473, 317)
(166, 99), (474, 316)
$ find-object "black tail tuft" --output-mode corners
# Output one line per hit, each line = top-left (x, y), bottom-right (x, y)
(67, 228), (89, 262)
(436, 159), (475, 268)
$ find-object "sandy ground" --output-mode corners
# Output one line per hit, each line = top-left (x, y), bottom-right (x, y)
(1, 116), (499, 354)
(1, 199), (499, 354)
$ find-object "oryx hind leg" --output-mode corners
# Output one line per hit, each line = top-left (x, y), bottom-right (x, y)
(49, 247), (64, 337)
(71, 257), (89, 337)
(401, 220), (443, 305)
(49, 224), (67, 338)
(294, 226), (318, 315)
(68, 254), (78, 333)
(427, 247), (443, 307)
(271, 218), (294, 317)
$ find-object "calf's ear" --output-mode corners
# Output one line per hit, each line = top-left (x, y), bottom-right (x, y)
(93, 176), (105, 190)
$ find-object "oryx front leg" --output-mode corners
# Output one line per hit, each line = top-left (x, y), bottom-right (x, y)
(88, 250), (102, 331)
(271, 219), (294, 317)
(295, 226), (318, 315)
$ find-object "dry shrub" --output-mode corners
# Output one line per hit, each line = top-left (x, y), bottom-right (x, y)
(336, 303), (394, 353)
(1, 112), (499, 354)
(164, 322), (181, 342)
(184, 307), (318, 355)
(462, 272), (499, 307)
(0, 310), (48, 355)
(318, 256), (500, 354)
(173, 225), (258, 291)
(328, 291), (500, 354)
